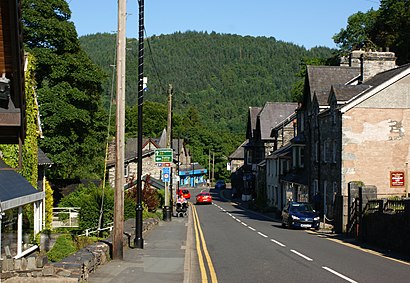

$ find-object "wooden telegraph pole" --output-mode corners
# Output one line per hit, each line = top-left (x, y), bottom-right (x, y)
(163, 84), (173, 221)
(113, 0), (126, 260)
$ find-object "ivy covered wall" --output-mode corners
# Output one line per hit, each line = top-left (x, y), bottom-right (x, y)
(0, 53), (38, 186)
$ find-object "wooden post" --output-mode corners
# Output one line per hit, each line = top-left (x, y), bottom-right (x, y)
(212, 152), (215, 184)
(113, 0), (126, 260)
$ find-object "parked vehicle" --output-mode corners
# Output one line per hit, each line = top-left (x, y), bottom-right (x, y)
(281, 202), (320, 230)
(214, 180), (226, 190)
(196, 192), (212, 204)
(178, 189), (191, 199)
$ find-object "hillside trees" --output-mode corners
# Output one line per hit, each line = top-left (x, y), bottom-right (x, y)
(79, 32), (335, 136)
(22, 0), (107, 179)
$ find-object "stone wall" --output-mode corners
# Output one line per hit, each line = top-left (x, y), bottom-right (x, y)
(1, 218), (159, 282)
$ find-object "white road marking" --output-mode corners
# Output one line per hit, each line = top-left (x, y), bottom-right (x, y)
(322, 266), (358, 283)
(241, 222), (248, 227)
(232, 216), (236, 219)
(236, 218), (241, 222)
(270, 239), (286, 247)
(248, 227), (256, 231)
(227, 213), (232, 216)
(257, 232), (268, 238)
(290, 249), (313, 261)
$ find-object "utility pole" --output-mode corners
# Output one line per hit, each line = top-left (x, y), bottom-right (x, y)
(166, 84), (172, 148)
(163, 84), (173, 221)
(134, 0), (144, 249)
(212, 152), (215, 184)
(113, 0), (126, 260)
(208, 150), (211, 186)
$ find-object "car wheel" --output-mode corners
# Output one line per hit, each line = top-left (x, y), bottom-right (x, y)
(288, 219), (293, 229)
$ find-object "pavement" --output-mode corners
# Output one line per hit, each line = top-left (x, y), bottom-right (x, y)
(88, 207), (198, 283)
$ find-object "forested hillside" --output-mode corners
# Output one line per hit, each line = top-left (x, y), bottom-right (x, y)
(79, 32), (334, 134)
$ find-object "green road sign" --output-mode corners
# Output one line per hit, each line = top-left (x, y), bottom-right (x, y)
(155, 148), (173, 163)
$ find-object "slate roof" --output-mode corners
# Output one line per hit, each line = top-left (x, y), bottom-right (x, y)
(106, 138), (159, 166)
(229, 140), (247, 160)
(307, 65), (360, 105)
(363, 63), (410, 87)
(247, 107), (262, 139)
(0, 159), (44, 211)
(331, 84), (371, 103)
(38, 148), (53, 166)
(258, 102), (297, 141)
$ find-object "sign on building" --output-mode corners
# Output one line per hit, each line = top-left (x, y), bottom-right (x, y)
(390, 171), (405, 187)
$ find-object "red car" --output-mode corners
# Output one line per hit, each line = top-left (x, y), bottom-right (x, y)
(178, 189), (191, 199)
(196, 192), (212, 204)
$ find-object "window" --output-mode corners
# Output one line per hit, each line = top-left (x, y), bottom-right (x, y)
(323, 140), (328, 163)
(332, 140), (337, 163)
(313, 179), (319, 195)
(246, 150), (252, 165)
(299, 148), (304, 168)
(124, 164), (129, 177)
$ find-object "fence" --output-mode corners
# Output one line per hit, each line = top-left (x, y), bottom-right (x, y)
(78, 222), (114, 237)
(364, 199), (407, 214)
(52, 207), (80, 228)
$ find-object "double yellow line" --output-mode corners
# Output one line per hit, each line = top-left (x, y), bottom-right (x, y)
(191, 204), (218, 283)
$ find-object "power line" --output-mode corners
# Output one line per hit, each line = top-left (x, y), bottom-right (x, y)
(144, 28), (167, 95)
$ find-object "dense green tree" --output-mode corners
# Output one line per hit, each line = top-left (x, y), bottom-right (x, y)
(370, 0), (410, 65)
(333, 10), (379, 53)
(22, 0), (107, 179)
(333, 0), (410, 65)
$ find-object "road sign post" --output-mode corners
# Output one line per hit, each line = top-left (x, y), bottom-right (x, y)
(155, 148), (173, 163)
(156, 149), (173, 221)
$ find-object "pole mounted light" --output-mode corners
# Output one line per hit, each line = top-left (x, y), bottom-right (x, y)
(134, 0), (144, 249)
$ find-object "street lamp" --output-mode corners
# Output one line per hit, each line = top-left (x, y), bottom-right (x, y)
(134, 0), (144, 249)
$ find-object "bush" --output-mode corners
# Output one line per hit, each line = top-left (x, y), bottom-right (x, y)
(47, 234), (76, 262)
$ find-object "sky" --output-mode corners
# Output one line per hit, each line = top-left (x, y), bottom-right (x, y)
(67, 0), (380, 49)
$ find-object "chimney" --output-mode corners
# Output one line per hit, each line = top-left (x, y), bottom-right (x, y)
(348, 50), (397, 83)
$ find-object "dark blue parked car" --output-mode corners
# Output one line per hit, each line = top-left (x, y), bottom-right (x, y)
(281, 202), (320, 230)
(214, 180), (226, 190)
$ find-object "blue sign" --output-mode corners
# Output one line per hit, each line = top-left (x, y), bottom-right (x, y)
(163, 167), (170, 182)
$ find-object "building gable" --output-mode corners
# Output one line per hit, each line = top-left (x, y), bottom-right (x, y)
(341, 65), (410, 113)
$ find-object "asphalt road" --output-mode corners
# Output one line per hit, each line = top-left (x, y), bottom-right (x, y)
(190, 187), (410, 283)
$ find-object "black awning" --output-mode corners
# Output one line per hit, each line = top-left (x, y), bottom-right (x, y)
(281, 170), (308, 186)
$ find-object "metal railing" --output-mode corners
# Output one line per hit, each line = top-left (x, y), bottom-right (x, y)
(78, 222), (114, 237)
(52, 207), (80, 228)
(364, 199), (406, 214)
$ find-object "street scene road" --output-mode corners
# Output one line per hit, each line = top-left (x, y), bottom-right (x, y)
(191, 187), (410, 283)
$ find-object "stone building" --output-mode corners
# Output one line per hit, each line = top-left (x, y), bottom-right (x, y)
(307, 51), (410, 232)
(266, 112), (297, 209)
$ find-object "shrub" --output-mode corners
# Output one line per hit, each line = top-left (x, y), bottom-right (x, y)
(47, 234), (76, 262)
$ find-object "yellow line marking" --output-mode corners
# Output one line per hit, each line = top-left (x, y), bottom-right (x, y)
(192, 205), (208, 282)
(192, 205), (219, 283)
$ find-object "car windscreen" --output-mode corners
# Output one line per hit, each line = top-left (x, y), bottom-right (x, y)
(290, 203), (314, 212)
